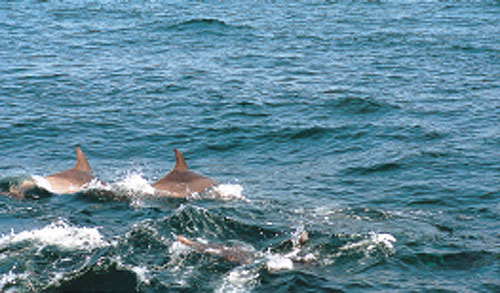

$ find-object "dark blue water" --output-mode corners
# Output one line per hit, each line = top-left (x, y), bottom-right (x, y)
(1, 1), (499, 291)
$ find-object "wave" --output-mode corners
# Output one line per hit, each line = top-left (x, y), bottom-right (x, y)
(176, 18), (229, 29)
(164, 205), (279, 243)
(449, 43), (499, 54)
(406, 197), (452, 207)
(259, 126), (342, 142)
(0, 219), (107, 251)
(339, 232), (396, 253)
(323, 97), (400, 115)
(402, 250), (496, 271)
(381, 125), (447, 142)
(344, 161), (403, 176)
(258, 270), (343, 292)
(45, 259), (139, 292)
(202, 124), (370, 153)
(343, 146), (452, 177)
(165, 18), (253, 36)
(0, 219), (109, 291)
(0, 270), (30, 293)
(310, 231), (398, 278)
(0, 202), (400, 292)
(216, 264), (261, 292)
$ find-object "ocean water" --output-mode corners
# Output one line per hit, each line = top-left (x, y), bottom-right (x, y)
(1, 0), (499, 291)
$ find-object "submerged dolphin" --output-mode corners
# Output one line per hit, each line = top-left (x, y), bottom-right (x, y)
(177, 235), (254, 264)
(152, 149), (216, 198)
(177, 231), (309, 265)
(10, 146), (95, 196)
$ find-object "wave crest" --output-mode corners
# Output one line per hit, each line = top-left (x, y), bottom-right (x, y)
(0, 219), (108, 251)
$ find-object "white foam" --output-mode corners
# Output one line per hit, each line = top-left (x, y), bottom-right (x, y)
(165, 240), (198, 287)
(170, 238), (192, 255)
(85, 178), (112, 191)
(208, 184), (246, 201)
(32, 175), (55, 193)
(266, 254), (294, 271)
(0, 219), (108, 250)
(282, 246), (317, 263)
(0, 269), (28, 292)
(371, 232), (396, 249)
(302, 253), (316, 262)
(131, 265), (150, 285)
(340, 232), (397, 252)
(216, 266), (260, 293)
(283, 248), (300, 259)
(115, 172), (155, 195)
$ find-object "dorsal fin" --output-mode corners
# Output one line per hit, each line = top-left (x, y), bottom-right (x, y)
(73, 146), (92, 173)
(173, 149), (189, 171)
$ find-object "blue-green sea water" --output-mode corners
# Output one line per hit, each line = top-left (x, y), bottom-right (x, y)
(1, 1), (499, 292)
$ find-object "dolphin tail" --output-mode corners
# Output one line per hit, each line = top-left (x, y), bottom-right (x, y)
(74, 146), (92, 173)
(173, 149), (189, 171)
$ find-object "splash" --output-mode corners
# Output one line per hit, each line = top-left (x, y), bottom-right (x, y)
(85, 178), (112, 192)
(282, 226), (317, 263)
(216, 266), (260, 293)
(107, 256), (152, 286)
(340, 232), (397, 253)
(266, 254), (294, 271)
(32, 175), (55, 193)
(370, 232), (397, 250)
(0, 219), (108, 250)
(131, 265), (150, 285)
(0, 268), (29, 293)
(115, 171), (155, 195)
(205, 183), (246, 201)
(165, 239), (198, 287)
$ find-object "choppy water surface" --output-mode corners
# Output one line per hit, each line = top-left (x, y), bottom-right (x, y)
(1, 1), (499, 292)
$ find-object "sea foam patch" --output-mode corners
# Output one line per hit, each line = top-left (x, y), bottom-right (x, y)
(205, 183), (246, 201)
(370, 232), (397, 250)
(115, 172), (155, 195)
(266, 254), (294, 271)
(216, 266), (260, 293)
(340, 232), (397, 253)
(85, 178), (112, 191)
(108, 256), (152, 286)
(0, 269), (28, 292)
(0, 219), (108, 250)
(32, 175), (55, 193)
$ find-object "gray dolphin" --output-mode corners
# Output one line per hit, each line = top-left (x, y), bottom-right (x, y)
(10, 146), (94, 196)
(152, 149), (216, 198)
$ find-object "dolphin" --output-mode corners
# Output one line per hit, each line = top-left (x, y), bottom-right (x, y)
(9, 146), (95, 196)
(152, 149), (216, 198)
(177, 231), (309, 265)
(43, 146), (94, 194)
(177, 235), (254, 264)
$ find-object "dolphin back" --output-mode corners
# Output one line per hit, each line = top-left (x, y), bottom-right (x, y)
(43, 147), (94, 194)
(152, 149), (216, 197)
